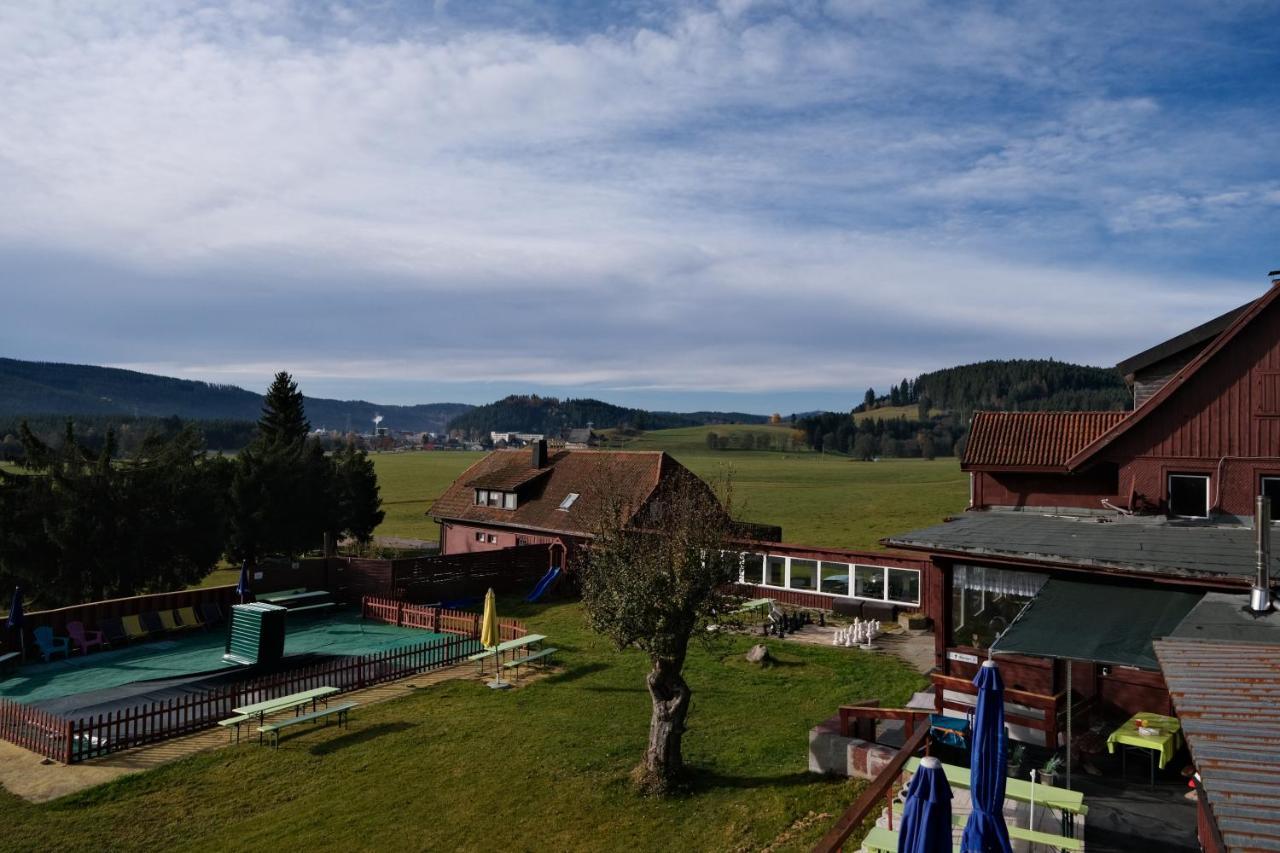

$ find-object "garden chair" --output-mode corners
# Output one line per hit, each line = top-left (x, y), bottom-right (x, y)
(158, 610), (183, 632)
(66, 620), (105, 654)
(140, 611), (165, 635)
(99, 617), (128, 646)
(33, 626), (71, 661)
(175, 606), (202, 630)
(200, 602), (224, 628)
(121, 614), (149, 641)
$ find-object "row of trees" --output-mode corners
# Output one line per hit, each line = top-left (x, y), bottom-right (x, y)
(0, 415), (257, 461)
(798, 413), (966, 459)
(0, 373), (384, 608)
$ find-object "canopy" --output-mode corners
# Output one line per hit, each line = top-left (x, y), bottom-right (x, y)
(898, 755), (953, 853)
(961, 661), (1012, 853)
(991, 577), (1201, 670)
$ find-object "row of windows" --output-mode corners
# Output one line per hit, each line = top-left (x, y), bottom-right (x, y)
(474, 489), (517, 510)
(736, 553), (920, 605)
(1167, 474), (1280, 519)
(473, 531), (498, 544)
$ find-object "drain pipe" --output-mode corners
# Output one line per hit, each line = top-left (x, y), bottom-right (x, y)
(1251, 496), (1274, 613)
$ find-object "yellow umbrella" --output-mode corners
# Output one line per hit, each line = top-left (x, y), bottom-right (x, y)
(480, 588), (509, 689)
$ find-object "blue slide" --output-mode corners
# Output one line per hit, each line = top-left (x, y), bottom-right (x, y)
(526, 566), (561, 602)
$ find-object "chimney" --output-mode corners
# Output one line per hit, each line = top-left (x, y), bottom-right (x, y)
(1251, 495), (1274, 613)
(1270, 269), (1280, 287)
(531, 439), (548, 469)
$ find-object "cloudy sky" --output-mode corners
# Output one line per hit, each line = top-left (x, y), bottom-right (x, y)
(2, 1), (1277, 413)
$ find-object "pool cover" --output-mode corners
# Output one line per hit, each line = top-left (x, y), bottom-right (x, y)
(0, 611), (449, 717)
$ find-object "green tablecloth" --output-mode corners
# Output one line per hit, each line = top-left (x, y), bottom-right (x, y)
(1105, 712), (1182, 769)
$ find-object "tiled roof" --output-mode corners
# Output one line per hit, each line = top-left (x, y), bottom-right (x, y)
(465, 459), (551, 491)
(962, 411), (1129, 470)
(429, 449), (668, 538)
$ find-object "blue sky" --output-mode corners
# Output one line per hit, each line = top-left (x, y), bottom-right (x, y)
(1, 1), (1277, 414)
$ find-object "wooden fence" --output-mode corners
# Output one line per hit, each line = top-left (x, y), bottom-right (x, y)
(0, 697), (70, 764)
(360, 596), (528, 642)
(337, 544), (557, 604)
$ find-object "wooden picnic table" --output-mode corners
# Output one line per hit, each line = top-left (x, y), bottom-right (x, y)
(468, 634), (547, 673)
(233, 686), (339, 723)
(905, 756), (1088, 815)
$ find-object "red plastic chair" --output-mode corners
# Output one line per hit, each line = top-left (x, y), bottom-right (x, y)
(66, 621), (105, 654)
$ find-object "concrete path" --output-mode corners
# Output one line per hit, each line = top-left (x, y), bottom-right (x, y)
(0, 662), (472, 803)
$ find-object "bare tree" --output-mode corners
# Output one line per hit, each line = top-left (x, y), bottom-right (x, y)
(579, 463), (739, 796)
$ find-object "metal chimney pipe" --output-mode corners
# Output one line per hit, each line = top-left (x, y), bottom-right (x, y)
(1251, 495), (1273, 613)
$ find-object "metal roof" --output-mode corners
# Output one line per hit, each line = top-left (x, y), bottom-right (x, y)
(885, 512), (1275, 582)
(1154, 637), (1280, 852)
(1170, 592), (1280, 644)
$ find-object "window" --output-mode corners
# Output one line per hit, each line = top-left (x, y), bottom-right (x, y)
(766, 555), (786, 587)
(949, 564), (1046, 651)
(789, 559), (817, 590)
(1262, 477), (1280, 521)
(515, 536), (528, 546)
(558, 493), (580, 511)
(1168, 474), (1209, 518)
(486, 533), (498, 544)
(742, 553), (764, 585)
(503, 492), (517, 510)
(887, 568), (920, 604)
(475, 489), (487, 506)
(854, 565), (885, 599)
(487, 491), (502, 508)
(474, 531), (484, 542)
(820, 561), (850, 595)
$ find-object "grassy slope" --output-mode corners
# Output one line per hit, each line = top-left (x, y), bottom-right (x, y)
(0, 598), (926, 852)
(370, 451), (485, 542)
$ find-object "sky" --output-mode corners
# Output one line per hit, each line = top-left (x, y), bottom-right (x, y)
(1, 1), (1278, 414)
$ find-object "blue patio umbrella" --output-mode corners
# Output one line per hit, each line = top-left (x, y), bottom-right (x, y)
(6, 587), (23, 660)
(236, 562), (252, 604)
(961, 660), (1013, 853)
(898, 755), (954, 853)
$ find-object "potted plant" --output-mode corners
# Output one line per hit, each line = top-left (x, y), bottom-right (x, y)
(1006, 743), (1026, 778)
(1041, 753), (1064, 787)
(899, 610), (932, 631)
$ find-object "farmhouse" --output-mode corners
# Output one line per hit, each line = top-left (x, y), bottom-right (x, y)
(881, 281), (1280, 852)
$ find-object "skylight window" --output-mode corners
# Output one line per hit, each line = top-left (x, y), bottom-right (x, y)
(558, 492), (580, 511)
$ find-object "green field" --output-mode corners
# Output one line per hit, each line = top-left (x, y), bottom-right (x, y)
(0, 597), (925, 852)
(369, 437), (967, 551)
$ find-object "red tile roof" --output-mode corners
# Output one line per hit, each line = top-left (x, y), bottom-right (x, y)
(429, 449), (671, 538)
(962, 411), (1130, 470)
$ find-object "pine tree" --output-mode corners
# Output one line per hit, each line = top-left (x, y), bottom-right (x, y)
(333, 440), (384, 545)
(259, 372), (310, 446)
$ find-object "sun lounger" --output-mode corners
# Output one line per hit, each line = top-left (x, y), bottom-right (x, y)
(200, 602), (224, 628)
(121, 614), (149, 641)
(140, 611), (165, 635)
(100, 617), (128, 646)
(158, 610), (184, 632)
(33, 626), (71, 661)
(66, 620), (105, 654)
(175, 606), (202, 630)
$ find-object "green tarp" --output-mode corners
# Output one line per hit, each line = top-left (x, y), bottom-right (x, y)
(991, 578), (1202, 670)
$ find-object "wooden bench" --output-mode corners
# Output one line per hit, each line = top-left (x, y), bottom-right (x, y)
(862, 826), (959, 852)
(502, 647), (558, 679)
(258, 702), (357, 749)
(289, 602), (337, 615)
(218, 714), (253, 744)
(468, 634), (547, 673)
(233, 686), (340, 725)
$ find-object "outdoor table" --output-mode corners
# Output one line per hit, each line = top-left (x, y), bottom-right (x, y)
(1106, 712), (1182, 786)
(233, 686), (339, 725)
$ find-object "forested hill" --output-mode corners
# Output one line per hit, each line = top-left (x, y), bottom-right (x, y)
(0, 357), (471, 434)
(868, 359), (1131, 416)
(447, 395), (766, 435)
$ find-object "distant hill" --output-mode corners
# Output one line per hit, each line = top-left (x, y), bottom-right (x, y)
(0, 358), (471, 434)
(446, 395), (767, 436)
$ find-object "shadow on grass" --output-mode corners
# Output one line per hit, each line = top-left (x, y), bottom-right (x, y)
(683, 769), (821, 794)
(306, 721), (418, 755)
(541, 662), (609, 685)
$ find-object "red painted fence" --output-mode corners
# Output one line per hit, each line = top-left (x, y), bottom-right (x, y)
(359, 596), (528, 642)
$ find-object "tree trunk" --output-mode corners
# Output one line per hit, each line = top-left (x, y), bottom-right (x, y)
(636, 656), (691, 795)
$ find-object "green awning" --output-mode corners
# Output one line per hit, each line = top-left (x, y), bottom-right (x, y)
(991, 578), (1202, 670)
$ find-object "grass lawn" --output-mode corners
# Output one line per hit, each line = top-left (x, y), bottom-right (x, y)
(370, 450), (484, 542)
(0, 598), (927, 852)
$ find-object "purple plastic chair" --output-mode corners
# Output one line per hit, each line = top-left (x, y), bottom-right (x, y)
(67, 621), (105, 654)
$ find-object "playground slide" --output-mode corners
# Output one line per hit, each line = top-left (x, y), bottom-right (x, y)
(525, 567), (561, 602)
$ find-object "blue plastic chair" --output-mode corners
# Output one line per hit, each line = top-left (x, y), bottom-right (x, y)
(33, 626), (71, 661)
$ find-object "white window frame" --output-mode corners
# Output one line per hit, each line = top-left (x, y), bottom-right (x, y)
(475, 489), (487, 506)
(1168, 473), (1210, 519)
(503, 492), (516, 510)
(750, 554), (921, 607)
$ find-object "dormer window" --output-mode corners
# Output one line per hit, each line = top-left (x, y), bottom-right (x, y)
(475, 489), (518, 510)
(558, 492), (579, 511)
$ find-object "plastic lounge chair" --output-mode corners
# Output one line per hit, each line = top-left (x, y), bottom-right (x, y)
(200, 602), (224, 627)
(158, 610), (183, 632)
(66, 621), (105, 654)
(121, 614), (149, 641)
(175, 606), (202, 630)
(99, 617), (128, 646)
(140, 611), (165, 635)
(33, 626), (71, 661)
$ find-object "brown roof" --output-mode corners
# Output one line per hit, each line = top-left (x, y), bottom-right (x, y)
(429, 449), (670, 538)
(465, 459), (551, 491)
(962, 411), (1129, 471)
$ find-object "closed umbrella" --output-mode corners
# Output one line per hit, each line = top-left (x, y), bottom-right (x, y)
(6, 587), (23, 662)
(480, 588), (509, 690)
(898, 755), (954, 853)
(236, 561), (252, 604)
(961, 660), (1013, 853)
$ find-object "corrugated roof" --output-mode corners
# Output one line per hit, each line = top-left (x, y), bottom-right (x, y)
(1154, 637), (1280, 853)
(962, 411), (1129, 470)
(885, 512), (1276, 582)
(430, 449), (667, 538)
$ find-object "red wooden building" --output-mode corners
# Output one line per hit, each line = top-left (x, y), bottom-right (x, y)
(886, 281), (1280, 757)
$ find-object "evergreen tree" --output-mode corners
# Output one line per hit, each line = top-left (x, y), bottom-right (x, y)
(332, 440), (384, 545)
(259, 372), (310, 446)
(863, 388), (876, 410)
